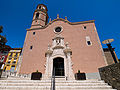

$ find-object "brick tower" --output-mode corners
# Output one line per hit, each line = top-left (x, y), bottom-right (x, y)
(31, 4), (48, 29)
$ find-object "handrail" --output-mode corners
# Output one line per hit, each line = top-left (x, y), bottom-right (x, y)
(51, 68), (55, 90)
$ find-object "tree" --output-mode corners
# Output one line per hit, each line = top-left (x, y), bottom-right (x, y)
(0, 26), (7, 50)
(0, 26), (3, 33)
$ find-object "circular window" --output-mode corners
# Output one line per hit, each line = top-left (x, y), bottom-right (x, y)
(55, 27), (62, 32)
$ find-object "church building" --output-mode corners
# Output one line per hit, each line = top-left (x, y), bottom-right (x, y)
(18, 4), (107, 80)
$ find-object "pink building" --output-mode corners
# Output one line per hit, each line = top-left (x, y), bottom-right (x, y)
(19, 4), (107, 79)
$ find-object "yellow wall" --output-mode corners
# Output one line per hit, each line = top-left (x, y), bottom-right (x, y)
(3, 50), (21, 72)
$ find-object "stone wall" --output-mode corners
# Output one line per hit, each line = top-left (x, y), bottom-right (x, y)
(99, 63), (120, 90)
(103, 48), (114, 65)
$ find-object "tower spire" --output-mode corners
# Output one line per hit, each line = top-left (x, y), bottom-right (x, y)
(31, 4), (48, 29)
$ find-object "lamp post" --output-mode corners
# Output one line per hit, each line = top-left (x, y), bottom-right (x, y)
(102, 39), (118, 63)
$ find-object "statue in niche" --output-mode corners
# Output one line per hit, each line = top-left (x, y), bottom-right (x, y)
(56, 39), (61, 45)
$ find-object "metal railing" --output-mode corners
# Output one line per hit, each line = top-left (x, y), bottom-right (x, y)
(51, 68), (55, 90)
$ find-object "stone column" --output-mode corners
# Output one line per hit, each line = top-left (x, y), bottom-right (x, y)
(43, 45), (53, 80)
(64, 43), (75, 80)
(44, 54), (50, 79)
(66, 52), (75, 80)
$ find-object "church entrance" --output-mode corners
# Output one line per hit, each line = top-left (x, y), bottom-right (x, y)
(53, 57), (65, 76)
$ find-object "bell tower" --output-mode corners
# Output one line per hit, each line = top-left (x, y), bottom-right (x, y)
(31, 4), (48, 29)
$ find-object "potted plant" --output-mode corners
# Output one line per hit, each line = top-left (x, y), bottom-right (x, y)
(31, 70), (42, 80)
(75, 70), (86, 80)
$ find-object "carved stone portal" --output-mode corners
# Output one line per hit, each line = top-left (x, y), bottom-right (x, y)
(43, 35), (75, 80)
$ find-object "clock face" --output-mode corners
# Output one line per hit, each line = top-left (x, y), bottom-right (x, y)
(55, 27), (62, 32)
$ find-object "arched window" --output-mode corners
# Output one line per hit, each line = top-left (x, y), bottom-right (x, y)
(53, 57), (65, 76)
(10, 65), (15, 72)
(86, 36), (92, 46)
(35, 13), (39, 19)
(39, 6), (41, 9)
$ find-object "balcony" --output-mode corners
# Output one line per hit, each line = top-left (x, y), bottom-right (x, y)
(12, 61), (16, 64)
(5, 62), (11, 65)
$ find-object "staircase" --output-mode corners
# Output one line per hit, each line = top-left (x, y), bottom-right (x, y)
(0, 77), (116, 90)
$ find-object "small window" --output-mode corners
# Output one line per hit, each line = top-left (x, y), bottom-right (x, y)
(30, 46), (33, 50)
(3, 51), (8, 55)
(12, 61), (16, 64)
(9, 53), (13, 57)
(11, 65), (15, 67)
(33, 32), (35, 35)
(87, 41), (91, 45)
(1, 56), (5, 62)
(10, 65), (15, 72)
(14, 58), (17, 60)
(9, 58), (12, 60)
(86, 36), (92, 46)
(8, 61), (11, 64)
(36, 13), (39, 19)
(84, 26), (87, 29)
(15, 53), (18, 57)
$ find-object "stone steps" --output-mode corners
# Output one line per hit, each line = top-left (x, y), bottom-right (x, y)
(0, 77), (116, 90)
(0, 89), (116, 90)
(0, 79), (105, 83)
(0, 86), (113, 89)
(0, 82), (108, 86)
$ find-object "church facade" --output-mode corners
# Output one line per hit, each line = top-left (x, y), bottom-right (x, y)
(19, 4), (107, 80)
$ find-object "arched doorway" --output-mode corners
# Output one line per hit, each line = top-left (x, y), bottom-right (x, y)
(53, 57), (65, 76)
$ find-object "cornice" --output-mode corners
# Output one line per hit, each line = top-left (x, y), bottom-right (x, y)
(52, 46), (64, 49)
(35, 9), (48, 14)
(32, 18), (46, 22)
(27, 18), (95, 31)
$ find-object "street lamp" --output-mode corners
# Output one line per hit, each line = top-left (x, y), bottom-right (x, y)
(102, 39), (118, 63)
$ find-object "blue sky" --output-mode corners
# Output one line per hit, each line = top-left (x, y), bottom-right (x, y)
(0, 0), (120, 58)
